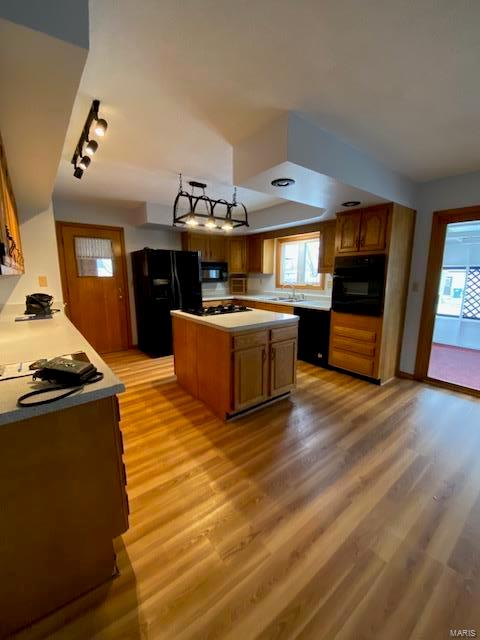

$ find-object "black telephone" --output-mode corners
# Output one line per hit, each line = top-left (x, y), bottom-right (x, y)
(25, 293), (55, 316)
(17, 357), (104, 407)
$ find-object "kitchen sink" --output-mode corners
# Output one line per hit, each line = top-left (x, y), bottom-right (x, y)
(267, 296), (301, 302)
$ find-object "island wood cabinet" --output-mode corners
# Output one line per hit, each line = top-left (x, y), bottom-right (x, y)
(247, 237), (274, 274)
(335, 205), (388, 254)
(172, 315), (298, 419)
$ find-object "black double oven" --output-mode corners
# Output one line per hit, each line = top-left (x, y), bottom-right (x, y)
(332, 254), (386, 317)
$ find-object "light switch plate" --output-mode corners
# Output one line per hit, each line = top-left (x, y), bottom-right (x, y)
(38, 275), (48, 287)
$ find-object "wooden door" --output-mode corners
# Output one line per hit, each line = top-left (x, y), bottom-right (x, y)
(335, 212), (361, 254)
(270, 339), (297, 396)
(208, 235), (227, 262)
(359, 207), (388, 252)
(318, 221), (336, 272)
(233, 345), (268, 411)
(229, 237), (247, 273)
(57, 222), (131, 353)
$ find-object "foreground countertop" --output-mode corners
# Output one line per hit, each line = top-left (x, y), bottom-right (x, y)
(202, 293), (332, 311)
(172, 308), (299, 332)
(0, 305), (124, 426)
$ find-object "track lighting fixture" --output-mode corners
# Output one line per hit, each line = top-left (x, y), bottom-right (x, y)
(71, 99), (108, 179)
(172, 175), (248, 231)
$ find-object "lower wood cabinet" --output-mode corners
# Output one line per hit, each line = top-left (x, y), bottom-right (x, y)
(270, 338), (297, 396)
(233, 344), (268, 411)
(329, 311), (382, 380)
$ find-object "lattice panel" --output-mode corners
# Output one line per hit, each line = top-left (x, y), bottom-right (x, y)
(463, 267), (480, 320)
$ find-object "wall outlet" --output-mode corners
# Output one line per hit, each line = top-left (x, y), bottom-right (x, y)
(38, 275), (48, 287)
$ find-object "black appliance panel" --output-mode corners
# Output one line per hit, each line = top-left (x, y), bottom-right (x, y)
(131, 248), (202, 357)
(332, 255), (386, 316)
(200, 261), (228, 283)
(294, 307), (331, 367)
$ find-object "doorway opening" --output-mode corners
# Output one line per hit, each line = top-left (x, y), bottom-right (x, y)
(416, 207), (480, 395)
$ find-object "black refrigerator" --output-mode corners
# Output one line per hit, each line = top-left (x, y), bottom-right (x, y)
(131, 248), (202, 356)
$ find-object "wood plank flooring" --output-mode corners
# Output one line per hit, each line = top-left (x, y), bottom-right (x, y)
(13, 351), (480, 639)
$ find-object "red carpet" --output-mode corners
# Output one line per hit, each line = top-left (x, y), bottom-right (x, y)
(428, 343), (480, 390)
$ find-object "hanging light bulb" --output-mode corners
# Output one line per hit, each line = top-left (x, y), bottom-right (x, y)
(185, 213), (198, 226)
(94, 118), (108, 136)
(85, 140), (98, 156)
(222, 219), (233, 231)
(78, 155), (91, 170)
(205, 217), (217, 229)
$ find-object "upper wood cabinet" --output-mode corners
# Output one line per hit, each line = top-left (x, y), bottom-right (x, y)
(0, 131), (24, 275)
(182, 232), (227, 262)
(229, 237), (247, 273)
(318, 221), (336, 273)
(360, 207), (388, 252)
(335, 205), (389, 255)
(247, 236), (274, 274)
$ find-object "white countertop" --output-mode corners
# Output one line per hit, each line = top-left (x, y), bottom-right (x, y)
(172, 308), (299, 332)
(202, 293), (331, 311)
(0, 305), (124, 426)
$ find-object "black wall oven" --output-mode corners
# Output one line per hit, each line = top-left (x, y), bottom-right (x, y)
(200, 261), (228, 283)
(332, 255), (386, 316)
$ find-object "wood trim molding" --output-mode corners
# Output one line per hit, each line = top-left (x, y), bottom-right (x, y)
(415, 205), (480, 379)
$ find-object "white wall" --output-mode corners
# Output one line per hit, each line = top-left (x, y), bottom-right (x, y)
(400, 170), (480, 372)
(52, 198), (181, 343)
(0, 202), (63, 306)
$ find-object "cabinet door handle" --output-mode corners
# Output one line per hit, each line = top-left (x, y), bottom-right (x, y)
(271, 349), (275, 361)
(262, 349), (266, 362)
(359, 235), (366, 247)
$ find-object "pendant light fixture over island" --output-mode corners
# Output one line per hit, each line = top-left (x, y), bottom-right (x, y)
(172, 174), (249, 231)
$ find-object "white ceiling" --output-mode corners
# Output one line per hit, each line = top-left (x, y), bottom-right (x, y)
(54, 0), (480, 211)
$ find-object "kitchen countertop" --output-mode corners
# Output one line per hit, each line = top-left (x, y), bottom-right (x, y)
(202, 293), (332, 311)
(171, 308), (299, 332)
(0, 305), (124, 426)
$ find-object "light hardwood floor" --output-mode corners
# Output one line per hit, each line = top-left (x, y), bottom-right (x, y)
(14, 350), (480, 639)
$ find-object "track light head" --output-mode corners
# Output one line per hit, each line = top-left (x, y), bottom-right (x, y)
(73, 167), (84, 179)
(94, 119), (108, 137)
(85, 140), (98, 156)
(78, 156), (91, 170)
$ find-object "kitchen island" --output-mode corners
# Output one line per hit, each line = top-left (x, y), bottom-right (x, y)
(0, 305), (128, 637)
(171, 308), (299, 419)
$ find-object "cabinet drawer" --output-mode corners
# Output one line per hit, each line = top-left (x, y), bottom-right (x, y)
(233, 330), (268, 350)
(270, 325), (297, 342)
(332, 325), (377, 343)
(330, 349), (375, 377)
(331, 336), (376, 357)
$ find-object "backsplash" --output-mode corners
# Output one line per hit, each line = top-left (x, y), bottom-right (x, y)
(247, 273), (332, 294)
(202, 282), (230, 297)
